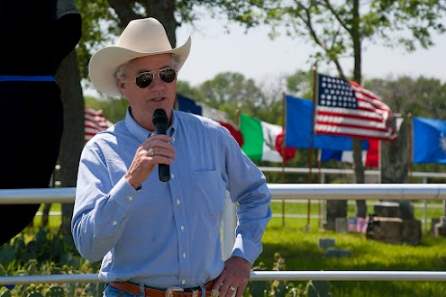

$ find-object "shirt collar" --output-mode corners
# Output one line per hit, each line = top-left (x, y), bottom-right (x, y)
(125, 108), (178, 143)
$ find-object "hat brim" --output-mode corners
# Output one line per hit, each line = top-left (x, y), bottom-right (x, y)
(89, 36), (191, 97)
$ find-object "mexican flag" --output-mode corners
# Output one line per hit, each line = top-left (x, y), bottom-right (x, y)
(240, 114), (284, 162)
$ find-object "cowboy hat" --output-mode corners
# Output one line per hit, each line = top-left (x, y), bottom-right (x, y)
(89, 17), (191, 97)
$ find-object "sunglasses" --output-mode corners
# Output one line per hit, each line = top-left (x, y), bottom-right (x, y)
(135, 67), (177, 88)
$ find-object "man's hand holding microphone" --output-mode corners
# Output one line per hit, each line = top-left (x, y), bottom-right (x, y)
(125, 109), (174, 189)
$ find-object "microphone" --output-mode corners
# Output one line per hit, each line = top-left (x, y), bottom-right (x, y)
(152, 108), (170, 182)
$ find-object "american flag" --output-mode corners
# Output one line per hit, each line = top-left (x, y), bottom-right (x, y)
(84, 108), (112, 141)
(314, 73), (395, 140)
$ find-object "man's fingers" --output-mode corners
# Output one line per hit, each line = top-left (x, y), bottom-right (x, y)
(235, 283), (246, 297)
(148, 155), (173, 165)
(143, 139), (173, 151)
(146, 134), (171, 142)
(212, 275), (224, 293)
(146, 147), (175, 159)
(219, 281), (231, 297)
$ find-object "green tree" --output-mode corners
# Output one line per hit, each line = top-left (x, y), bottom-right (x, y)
(366, 76), (446, 119)
(221, 0), (446, 219)
(286, 70), (313, 99)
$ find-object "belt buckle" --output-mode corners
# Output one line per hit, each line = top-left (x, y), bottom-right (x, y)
(165, 287), (184, 297)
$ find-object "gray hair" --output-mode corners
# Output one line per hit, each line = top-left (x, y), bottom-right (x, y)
(114, 62), (129, 85)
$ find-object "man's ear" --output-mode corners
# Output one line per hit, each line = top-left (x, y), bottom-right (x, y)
(118, 80), (126, 90)
(117, 80), (126, 93)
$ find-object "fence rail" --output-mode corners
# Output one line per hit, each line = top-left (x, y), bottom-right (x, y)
(259, 167), (446, 179)
(2, 271), (446, 285)
(1, 185), (446, 285)
(2, 184), (446, 204)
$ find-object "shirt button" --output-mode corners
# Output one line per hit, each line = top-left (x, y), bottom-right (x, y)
(181, 280), (186, 285)
(172, 136), (176, 142)
(180, 225), (184, 231)
(171, 174), (175, 179)
(182, 252), (186, 259)
(176, 199), (181, 206)
(128, 196), (133, 202)
(112, 221), (118, 226)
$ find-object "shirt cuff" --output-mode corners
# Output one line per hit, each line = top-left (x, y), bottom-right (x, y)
(108, 176), (139, 212)
(231, 234), (260, 265)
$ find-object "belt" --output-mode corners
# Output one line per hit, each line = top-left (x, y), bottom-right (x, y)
(0, 75), (55, 82)
(110, 279), (216, 297)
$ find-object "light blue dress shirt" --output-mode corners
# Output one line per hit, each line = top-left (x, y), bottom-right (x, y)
(72, 109), (271, 289)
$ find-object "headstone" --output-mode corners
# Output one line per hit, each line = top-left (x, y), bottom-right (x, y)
(366, 197), (421, 244)
(319, 238), (336, 250)
(335, 218), (348, 233)
(431, 218), (440, 235)
(401, 219), (422, 245)
(374, 202), (401, 218)
(434, 217), (446, 237)
(366, 217), (402, 244)
(324, 247), (352, 257)
(325, 200), (347, 231)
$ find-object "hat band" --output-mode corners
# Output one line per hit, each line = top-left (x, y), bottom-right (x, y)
(0, 75), (55, 82)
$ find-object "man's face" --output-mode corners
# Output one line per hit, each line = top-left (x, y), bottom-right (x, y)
(118, 53), (177, 130)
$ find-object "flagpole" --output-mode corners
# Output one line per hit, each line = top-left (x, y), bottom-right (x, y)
(317, 150), (322, 230)
(281, 92), (286, 227)
(407, 113), (413, 179)
(305, 64), (319, 231)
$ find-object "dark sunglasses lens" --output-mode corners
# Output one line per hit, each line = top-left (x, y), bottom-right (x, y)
(135, 72), (153, 88)
(159, 68), (176, 83)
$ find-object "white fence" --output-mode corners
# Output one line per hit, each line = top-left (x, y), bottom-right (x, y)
(1, 271), (446, 285)
(1, 184), (446, 284)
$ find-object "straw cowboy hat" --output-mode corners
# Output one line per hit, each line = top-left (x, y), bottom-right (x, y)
(89, 17), (191, 97)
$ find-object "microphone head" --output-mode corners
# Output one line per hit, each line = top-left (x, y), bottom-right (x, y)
(152, 108), (169, 131)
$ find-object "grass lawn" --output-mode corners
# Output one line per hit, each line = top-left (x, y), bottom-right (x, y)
(28, 200), (446, 296)
(258, 216), (446, 296)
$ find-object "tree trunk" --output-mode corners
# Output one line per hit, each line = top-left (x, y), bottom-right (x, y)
(55, 50), (84, 240)
(143, 0), (177, 46)
(380, 117), (413, 219)
(108, 0), (177, 47)
(351, 0), (367, 218)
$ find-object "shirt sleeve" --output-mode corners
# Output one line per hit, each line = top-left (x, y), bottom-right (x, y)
(71, 141), (139, 262)
(219, 128), (272, 264)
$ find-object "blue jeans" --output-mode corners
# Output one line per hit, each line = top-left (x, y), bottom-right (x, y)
(103, 284), (142, 297)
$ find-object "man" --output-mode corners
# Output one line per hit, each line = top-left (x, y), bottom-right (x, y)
(72, 17), (271, 297)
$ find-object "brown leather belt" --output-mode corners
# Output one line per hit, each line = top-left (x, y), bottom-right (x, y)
(110, 279), (215, 297)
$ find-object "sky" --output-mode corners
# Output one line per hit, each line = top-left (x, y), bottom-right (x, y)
(175, 14), (446, 87)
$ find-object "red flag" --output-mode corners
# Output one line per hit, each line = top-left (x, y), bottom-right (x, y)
(275, 131), (297, 163)
(218, 121), (244, 147)
(365, 139), (379, 168)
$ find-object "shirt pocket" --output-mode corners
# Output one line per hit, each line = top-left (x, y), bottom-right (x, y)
(191, 170), (225, 217)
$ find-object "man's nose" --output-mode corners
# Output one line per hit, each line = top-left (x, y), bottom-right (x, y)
(149, 75), (166, 90)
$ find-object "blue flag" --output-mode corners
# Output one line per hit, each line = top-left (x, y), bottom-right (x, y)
(320, 150), (343, 162)
(412, 117), (446, 164)
(285, 95), (367, 150)
(177, 94), (202, 115)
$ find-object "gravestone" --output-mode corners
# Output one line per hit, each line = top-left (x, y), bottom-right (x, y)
(319, 238), (336, 250)
(367, 203), (422, 245)
(431, 217), (440, 234)
(434, 217), (446, 237)
(335, 218), (348, 233)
